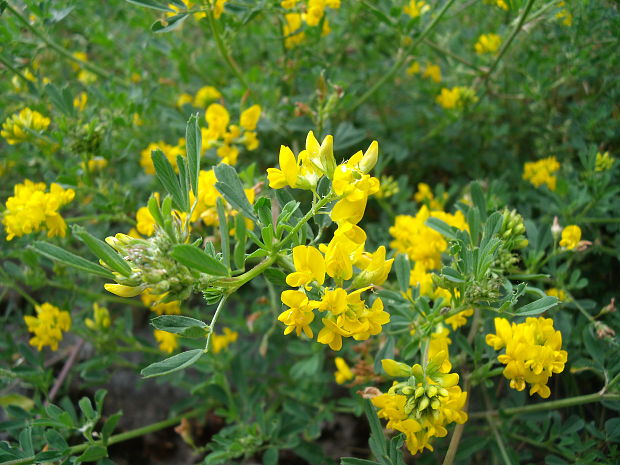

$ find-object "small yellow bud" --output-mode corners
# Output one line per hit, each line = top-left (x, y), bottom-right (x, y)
(414, 386), (425, 399)
(359, 140), (378, 173)
(104, 283), (143, 297)
(417, 396), (429, 412)
(426, 385), (438, 397)
(381, 359), (412, 378)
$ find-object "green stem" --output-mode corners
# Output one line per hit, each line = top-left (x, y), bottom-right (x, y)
(471, 392), (620, 419)
(275, 193), (335, 250)
(4, 408), (204, 465)
(486, 413), (514, 465)
(565, 291), (596, 323)
(482, 0), (536, 83)
(349, 0), (457, 112)
(205, 6), (250, 92)
(0, 53), (32, 86)
(204, 295), (229, 352)
(423, 38), (485, 73)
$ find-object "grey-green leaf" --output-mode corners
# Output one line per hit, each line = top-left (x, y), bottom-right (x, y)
(73, 226), (132, 277)
(30, 242), (115, 279)
(214, 164), (258, 223)
(171, 244), (230, 276)
(186, 113), (201, 195)
(513, 296), (559, 316)
(151, 315), (209, 338)
(141, 349), (203, 378)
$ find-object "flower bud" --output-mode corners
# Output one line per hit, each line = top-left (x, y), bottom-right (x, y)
(381, 359), (412, 377)
(359, 141), (378, 173)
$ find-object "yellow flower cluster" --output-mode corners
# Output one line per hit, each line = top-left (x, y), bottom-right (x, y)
(372, 353), (467, 455)
(407, 62), (442, 83)
(11, 67), (50, 93)
(556, 1), (572, 26)
(436, 86), (478, 110)
(281, 0), (341, 47)
(403, 1), (430, 18)
(140, 140), (185, 175)
(559, 224), (581, 250)
(24, 303), (72, 351)
(166, 0), (225, 20)
(211, 327), (239, 353)
(269, 131), (391, 349)
(334, 357), (354, 384)
(474, 33), (502, 54)
(595, 151), (614, 172)
(390, 206), (468, 270)
(545, 288), (567, 301)
(278, 238), (392, 350)
(1, 108), (51, 145)
(72, 52), (97, 85)
(413, 183), (446, 210)
(85, 303), (111, 330)
(203, 103), (261, 165)
(486, 317), (567, 398)
(141, 289), (182, 316)
(522, 156), (560, 191)
(155, 330), (179, 353)
(3, 180), (75, 241)
(177, 85), (222, 108)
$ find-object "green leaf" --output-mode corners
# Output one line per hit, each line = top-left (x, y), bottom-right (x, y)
(151, 13), (189, 33)
(425, 217), (457, 240)
(216, 197), (230, 269)
(264, 267), (287, 286)
(152, 149), (187, 212)
(341, 458), (381, 465)
(470, 181), (487, 220)
(186, 113), (201, 196)
(151, 315), (209, 337)
(394, 254), (410, 292)
(147, 194), (164, 227)
(73, 226), (131, 277)
(171, 244), (230, 276)
(214, 164), (258, 223)
(45, 84), (74, 117)
(30, 242), (114, 279)
(363, 400), (387, 458)
(233, 213), (247, 270)
(141, 349), (203, 378)
(101, 412), (122, 444)
(126, 0), (174, 11)
(78, 397), (96, 421)
(44, 430), (68, 451)
(75, 445), (108, 463)
(513, 296), (559, 316)
(262, 447), (279, 465)
(177, 155), (190, 211)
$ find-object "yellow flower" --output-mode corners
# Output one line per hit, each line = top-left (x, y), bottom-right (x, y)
(141, 290), (182, 316)
(283, 13), (305, 48)
(429, 327), (452, 373)
(407, 61), (421, 75)
(390, 206), (468, 270)
(239, 105), (261, 131)
(559, 225), (581, 250)
(104, 283), (144, 298)
(3, 180), (75, 241)
(334, 357), (354, 384)
(85, 303), (111, 330)
(403, 0), (429, 18)
(73, 92), (88, 111)
(595, 151), (614, 172)
(522, 156), (560, 191)
(211, 327), (238, 353)
(154, 330), (179, 353)
(136, 206), (156, 236)
(317, 288), (348, 315)
(546, 288), (567, 301)
(487, 317), (567, 398)
(556, 2), (572, 26)
(24, 303), (71, 351)
(267, 135), (325, 190)
(243, 131), (259, 151)
(353, 246), (394, 287)
(278, 290), (317, 338)
(474, 33), (502, 55)
(1, 108), (51, 145)
(205, 103), (230, 139)
(11, 68), (36, 92)
(381, 359), (412, 377)
(413, 182), (446, 210)
(140, 141), (182, 175)
(177, 92), (194, 107)
(194, 86), (221, 107)
(286, 245), (326, 288)
(436, 86), (478, 110)
(213, 0), (227, 18)
(423, 64), (442, 83)
(445, 309), (474, 330)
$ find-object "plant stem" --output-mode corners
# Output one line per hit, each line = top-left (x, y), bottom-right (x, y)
(423, 38), (485, 73)
(205, 6), (251, 92)
(204, 295), (229, 352)
(470, 392), (620, 419)
(0, 53), (32, 86)
(442, 374), (471, 465)
(482, 0), (536, 83)
(349, 0), (457, 112)
(275, 193), (335, 250)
